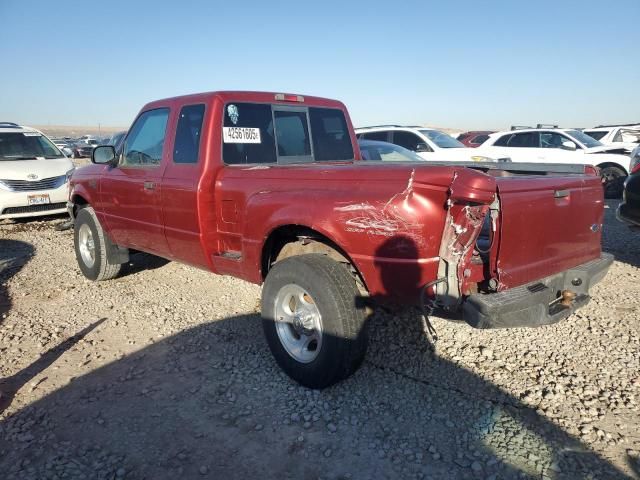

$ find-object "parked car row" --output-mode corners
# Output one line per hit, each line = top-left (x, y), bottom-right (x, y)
(49, 134), (123, 159)
(355, 123), (635, 198)
(455, 123), (640, 151)
(355, 125), (509, 163)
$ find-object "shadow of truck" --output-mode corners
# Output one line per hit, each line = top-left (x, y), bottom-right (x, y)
(0, 311), (633, 479)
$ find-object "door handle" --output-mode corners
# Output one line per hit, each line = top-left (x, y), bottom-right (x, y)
(143, 181), (156, 190)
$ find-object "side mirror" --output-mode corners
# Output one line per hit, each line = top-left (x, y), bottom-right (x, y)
(415, 142), (431, 153)
(561, 140), (577, 151)
(92, 145), (117, 165)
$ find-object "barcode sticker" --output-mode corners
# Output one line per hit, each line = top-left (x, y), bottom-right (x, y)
(223, 127), (261, 144)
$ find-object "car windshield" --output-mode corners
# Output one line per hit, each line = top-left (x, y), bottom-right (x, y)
(566, 130), (602, 148)
(419, 129), (465, 148)
(0, 132), (64, 160)
(359, 140), (424, 162)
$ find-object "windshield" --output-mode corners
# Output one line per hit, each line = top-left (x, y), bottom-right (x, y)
(566, 130), (602, 149)
(359, 140), (424, 162)
(419, 129), (465, 148)
(0, 132), (64, 160)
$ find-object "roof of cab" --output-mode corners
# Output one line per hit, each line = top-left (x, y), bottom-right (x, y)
(142, 91), (347, 111)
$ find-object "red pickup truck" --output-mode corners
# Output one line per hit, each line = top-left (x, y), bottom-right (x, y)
(68, 91), (612, 388)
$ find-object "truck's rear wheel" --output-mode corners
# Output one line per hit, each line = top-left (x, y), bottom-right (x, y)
(601, 166), (626, 199)
(74, 207), (122, 281)
(262, 254), (368, 389)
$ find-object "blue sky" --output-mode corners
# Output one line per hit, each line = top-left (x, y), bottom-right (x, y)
(1, 0), (638, 130)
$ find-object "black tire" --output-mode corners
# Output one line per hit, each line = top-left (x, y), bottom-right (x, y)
(262, 254), (368, 389)
(600, 166), (626, 199)
(74, 207), (122, 281)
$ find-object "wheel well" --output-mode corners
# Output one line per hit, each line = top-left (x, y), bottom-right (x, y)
(261, 225), (368, 293)
(71, 194), (89, 217)
(597, 162), (628, 176)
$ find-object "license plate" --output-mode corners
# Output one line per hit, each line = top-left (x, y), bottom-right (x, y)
(28, 194), (50, 205)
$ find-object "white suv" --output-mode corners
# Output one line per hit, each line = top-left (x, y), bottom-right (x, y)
(583, 124), (640, 153)
(0, 123), (75, 219)
(477, 127), (631, 197)
(355, 125), (506, 162)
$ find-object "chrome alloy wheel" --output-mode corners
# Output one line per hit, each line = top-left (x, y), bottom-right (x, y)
(274, 284), (323, 363)
(78, 223), (96, 268)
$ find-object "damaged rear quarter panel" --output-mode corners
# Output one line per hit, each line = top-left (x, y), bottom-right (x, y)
(215, 163), (465, 302)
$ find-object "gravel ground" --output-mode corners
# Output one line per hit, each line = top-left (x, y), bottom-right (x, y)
(0, 201), (638, 480)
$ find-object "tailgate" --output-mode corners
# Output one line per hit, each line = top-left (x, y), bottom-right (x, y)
(494, 175), (604, 289)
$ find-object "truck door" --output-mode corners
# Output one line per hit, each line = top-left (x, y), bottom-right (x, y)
(99, 108), (170, 256)
(160, 103), (209, 268)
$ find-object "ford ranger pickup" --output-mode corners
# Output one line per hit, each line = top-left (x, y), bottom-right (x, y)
(68, 91), (612, 388)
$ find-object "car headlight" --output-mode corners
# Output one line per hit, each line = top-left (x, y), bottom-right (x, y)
(65, 168), (75, 182)
(470, 155), (498, 162)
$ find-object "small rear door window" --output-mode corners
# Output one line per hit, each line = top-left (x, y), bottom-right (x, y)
(174, 104), (205, 164)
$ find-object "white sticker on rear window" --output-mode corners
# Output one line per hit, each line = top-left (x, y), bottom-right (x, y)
(223, 127), (261, 144)
(23, 132), (42, 137)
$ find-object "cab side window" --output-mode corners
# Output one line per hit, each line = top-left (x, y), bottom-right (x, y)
(122, 108), (169, 166)
(174, 104), (205, 164)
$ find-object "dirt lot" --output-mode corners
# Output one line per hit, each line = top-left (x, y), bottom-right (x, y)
(0, 201), (638, 480)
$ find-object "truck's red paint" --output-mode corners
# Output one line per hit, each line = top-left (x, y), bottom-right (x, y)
(69, 91), (605, 310)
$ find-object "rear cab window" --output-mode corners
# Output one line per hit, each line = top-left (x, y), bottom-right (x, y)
(222, 102), (353, 165)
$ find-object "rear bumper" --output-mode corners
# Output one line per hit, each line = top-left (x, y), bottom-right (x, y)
(462, 253), (613, 329)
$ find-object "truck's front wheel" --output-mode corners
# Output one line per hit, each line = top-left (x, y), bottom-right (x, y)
(74, 207), (122, 281)
(262, 254), (368, 389)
